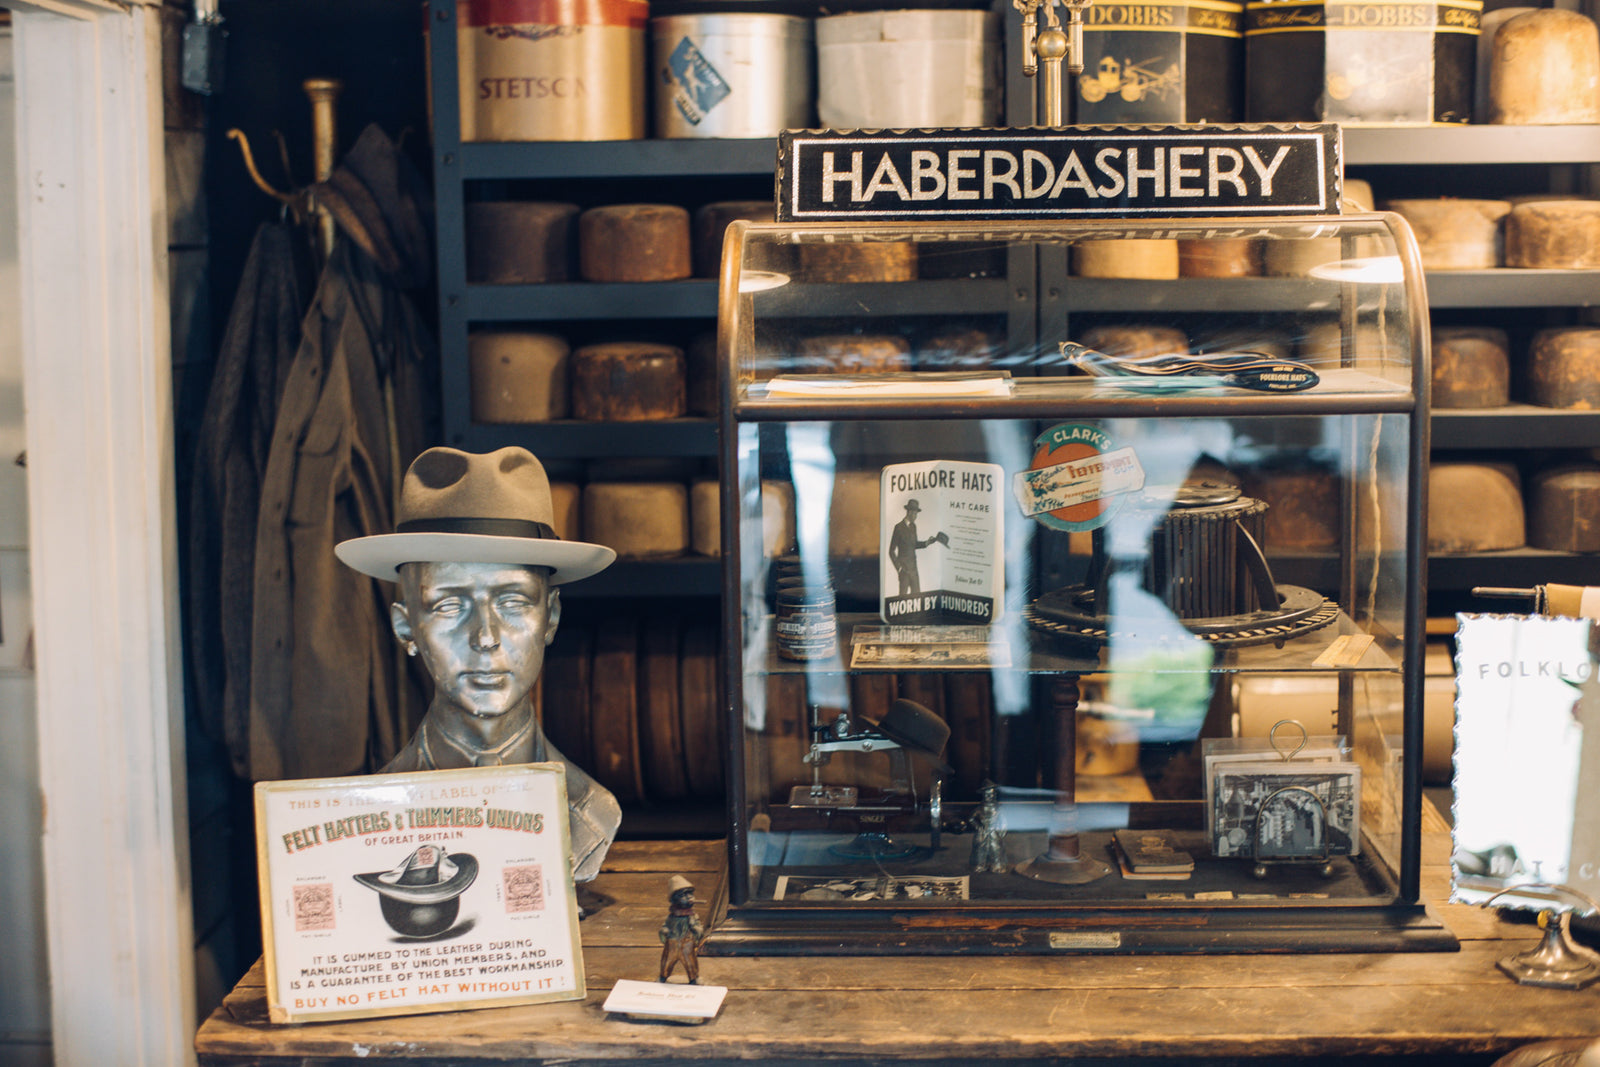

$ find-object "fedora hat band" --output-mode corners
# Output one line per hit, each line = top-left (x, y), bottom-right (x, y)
(396, 517), (557, 540)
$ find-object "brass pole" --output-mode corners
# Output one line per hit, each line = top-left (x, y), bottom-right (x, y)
(304, 78), (343, 182)
(303, 78), (343, 258)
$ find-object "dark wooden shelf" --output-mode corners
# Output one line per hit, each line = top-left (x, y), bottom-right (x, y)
(1423, 269), (1600, 309)
(458, 269), (1599, 322)
(451, 419), (718, 457)
(1057, 276), (1341, 313)
(451, 125), (1600, 179)
(465, 280), (718, 321)
(460, 138), (779, 179)
(562, 557), (722, 598)
(758, 278), (1015, 318)
(1433, 406), (1600, 449)
(1344, 124), (1600, 166)
(1430, 550), (1600, 591)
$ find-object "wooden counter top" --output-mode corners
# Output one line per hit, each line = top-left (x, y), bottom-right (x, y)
(195, 831), (1600, 1066)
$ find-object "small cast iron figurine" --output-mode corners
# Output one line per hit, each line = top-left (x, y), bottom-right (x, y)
(658, 875), (705, 984)
(336, 446), (622, 882)
(970, 780), (1008, 873)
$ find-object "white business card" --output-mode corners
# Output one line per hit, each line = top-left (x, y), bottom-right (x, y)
(603, 978), (727, 1020)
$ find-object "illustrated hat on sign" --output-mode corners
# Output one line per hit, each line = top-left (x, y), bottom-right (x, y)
(336, 446), (615, 584)
(355, 844), (480, 904)
(354, 844), (480, 938)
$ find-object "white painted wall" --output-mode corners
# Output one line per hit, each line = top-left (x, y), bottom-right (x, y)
(0, 25), (52, 1067)
(11, 3), (195, 1064)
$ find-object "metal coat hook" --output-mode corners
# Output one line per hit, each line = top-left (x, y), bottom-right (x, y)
(227, 128), (296, 206)
(226, 78), (344, 260)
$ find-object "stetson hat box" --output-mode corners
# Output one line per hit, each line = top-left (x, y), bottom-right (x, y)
(454, 0), (648, 142)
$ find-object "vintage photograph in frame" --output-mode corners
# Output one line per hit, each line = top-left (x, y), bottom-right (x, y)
(1211, 763), (1362, 861)
(1201, 735), (1350, 841)
(773, 874), (971, 902)
(255, 764), (585, 1023)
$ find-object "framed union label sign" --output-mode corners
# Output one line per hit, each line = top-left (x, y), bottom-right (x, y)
(255, 764), (584, 1023)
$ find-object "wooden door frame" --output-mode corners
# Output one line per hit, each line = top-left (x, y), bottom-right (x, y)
(7, 2), (195, 1064)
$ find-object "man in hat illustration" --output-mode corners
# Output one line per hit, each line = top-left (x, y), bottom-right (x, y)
(887, 498), (947, 597)
(657, 875), (704, 983)
(336, 446), (622, 882)
(355, 843), (479, 938)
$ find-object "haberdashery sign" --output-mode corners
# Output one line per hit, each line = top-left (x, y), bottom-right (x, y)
(255, 764), (584, 1024)
(776, 123), (1340, 222)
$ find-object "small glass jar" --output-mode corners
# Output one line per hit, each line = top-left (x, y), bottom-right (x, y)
(775, 585), (837, 661)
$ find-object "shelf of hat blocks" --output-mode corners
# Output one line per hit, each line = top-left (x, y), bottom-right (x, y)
(452, 123), (1600, 179)
(450, 127), (1600, 323)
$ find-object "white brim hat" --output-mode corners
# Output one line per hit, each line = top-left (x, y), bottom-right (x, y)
(336, 446), (615, 585)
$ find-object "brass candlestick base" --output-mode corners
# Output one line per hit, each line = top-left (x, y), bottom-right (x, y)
(1015, 852), (1113, 885)
(1483, 885), (1600, 990)
(1016, 833), (1112, 885)
(1498, 910), (1600, 990)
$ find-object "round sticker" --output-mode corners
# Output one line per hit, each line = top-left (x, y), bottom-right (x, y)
(1012, 422), (1146, 533)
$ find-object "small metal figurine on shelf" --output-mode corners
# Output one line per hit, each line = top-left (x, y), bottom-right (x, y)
(658, 876), (705, 984)
(970, 780), (1008, 873)
(336, 446), (622, 883)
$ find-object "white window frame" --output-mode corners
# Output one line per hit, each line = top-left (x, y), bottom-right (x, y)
(7, 1), (194, 1064)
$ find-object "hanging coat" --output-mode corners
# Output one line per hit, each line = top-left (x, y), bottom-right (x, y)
(245, 125), (437, 781)
(187, 221), (313, 777)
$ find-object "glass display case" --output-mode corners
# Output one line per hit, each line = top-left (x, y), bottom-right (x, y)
(708, 214), (1455, 954)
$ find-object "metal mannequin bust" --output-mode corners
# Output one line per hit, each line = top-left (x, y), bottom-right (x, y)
(336, 446), (622, 882)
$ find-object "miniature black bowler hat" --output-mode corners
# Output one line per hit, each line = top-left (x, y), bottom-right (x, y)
(355, 844), (480, 938)
(867, 698), (952, 773)
(336, 446), (615, 585)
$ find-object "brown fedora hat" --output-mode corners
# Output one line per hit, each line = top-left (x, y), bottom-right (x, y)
(336, 446), (615, 584)
(868, 698), (952, 773)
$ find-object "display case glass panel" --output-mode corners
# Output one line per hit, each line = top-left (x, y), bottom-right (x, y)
(712, 216), (1448, 954)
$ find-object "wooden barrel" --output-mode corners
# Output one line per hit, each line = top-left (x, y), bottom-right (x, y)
(679, 622), (724, 800)
(1489, 9), (1600, 125)
(1530, 328), (1600, 410)
(638, 618), (689, 801)
(1432, 326), (1510, 409)
(1529, 465), (1600, 552)
(583, 481), (690, 558)
(1427, 463), (1524, 552)
(798, 241), (917, 282)
(469, 331), (570, 423)
(465, 201), (578, 283)
(1505, 200), (1600, 270)
(571, 342), (686, 420)
(1384, 199), (1510, 270)
(795, 333), (912, 374)
(590, 619), (645, 805)
(1073, 239), (1178, 279)
(579, 204), (692, 282)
